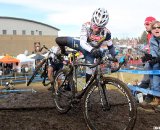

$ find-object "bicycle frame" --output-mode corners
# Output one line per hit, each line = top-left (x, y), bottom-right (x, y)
(63, 51), (108, 101)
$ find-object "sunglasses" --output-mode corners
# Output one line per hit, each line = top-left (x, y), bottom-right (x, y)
(152, 26), (160, 30)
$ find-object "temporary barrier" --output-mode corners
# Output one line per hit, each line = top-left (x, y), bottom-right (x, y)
(0, 74), (44, 86)
(128, 85), (160, 97)
(119, 69), (160, 75)
(119, 69), (160, 97)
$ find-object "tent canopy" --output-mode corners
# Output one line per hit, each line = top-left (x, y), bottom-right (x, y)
(27, 54), (36, 59)
(0, 55), (20, 63)
(16, 54), (35, 72)
(17, 54), (35, 63)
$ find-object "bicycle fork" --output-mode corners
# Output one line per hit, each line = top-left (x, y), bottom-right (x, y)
(97, 79), (111, 111)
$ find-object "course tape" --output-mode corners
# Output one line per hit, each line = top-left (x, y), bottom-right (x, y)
(128, 85), (160, 97)
(0, 89), (37, 93)
(119, 69), (160, 75)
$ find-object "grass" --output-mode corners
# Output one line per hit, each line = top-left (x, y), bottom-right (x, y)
(0, 72), (143, 89)
(109, 72), (143, 85)
(75, 72), (143, 91)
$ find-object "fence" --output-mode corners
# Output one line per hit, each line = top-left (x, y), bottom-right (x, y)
(0, 68), (160, 97)
(0, 72), (43, 86)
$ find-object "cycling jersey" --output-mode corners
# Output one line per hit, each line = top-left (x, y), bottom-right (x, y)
(48, 46), (63, 68)
(80, 22), (113, 52)
(55, 22), (116, 75)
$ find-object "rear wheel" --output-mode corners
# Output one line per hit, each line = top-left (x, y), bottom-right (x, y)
(53, 69), (73, 114)
(83, 77), (137, 130)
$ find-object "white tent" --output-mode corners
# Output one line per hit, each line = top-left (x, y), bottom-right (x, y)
(0, 56), (4, 59)
(16, 54), (35, 72)
(27, 54), (36, 59)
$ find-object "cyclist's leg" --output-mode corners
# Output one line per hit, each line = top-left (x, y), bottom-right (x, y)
(48, 62), (63, 91)
(85, 54), (95, 83)
(56, 37), (86, 53)
(56, 63), (72, 91)
(55, 37), (68, 54)
(56, 36), (96, 83)
(48, 66), (54, 83)
(47, 65), (54, 91)
(67, 37), (95, 83)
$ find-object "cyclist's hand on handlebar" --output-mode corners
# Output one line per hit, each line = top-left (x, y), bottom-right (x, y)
(91, 48), (103, 58)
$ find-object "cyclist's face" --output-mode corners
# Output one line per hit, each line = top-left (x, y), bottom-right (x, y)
(91, 24), (103, 34)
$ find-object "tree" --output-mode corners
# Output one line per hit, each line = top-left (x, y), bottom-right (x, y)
(139, 31), (147, 44)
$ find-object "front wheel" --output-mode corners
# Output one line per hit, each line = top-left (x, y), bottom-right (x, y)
(83, 77), (137, 130)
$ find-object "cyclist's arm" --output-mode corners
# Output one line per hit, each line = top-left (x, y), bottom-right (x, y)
(80, 24), (93, 52)
(102, 30), (116, 57)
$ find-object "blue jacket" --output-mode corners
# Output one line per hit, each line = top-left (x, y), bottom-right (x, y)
(150, 36), (160, 57)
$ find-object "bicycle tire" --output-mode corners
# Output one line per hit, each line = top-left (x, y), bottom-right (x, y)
(83, 77), (137, 130)
(53, 69), (73, 114)
(27, 59), (46, 86)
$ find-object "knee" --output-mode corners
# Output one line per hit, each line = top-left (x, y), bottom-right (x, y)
(55, 37), (68, 46)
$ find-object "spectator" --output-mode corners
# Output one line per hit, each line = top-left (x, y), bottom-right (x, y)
(47, 46), (64, 91)
(147, 21), (160, 110)
(139, 16), (156, 103)
(0, 69), (2, 77)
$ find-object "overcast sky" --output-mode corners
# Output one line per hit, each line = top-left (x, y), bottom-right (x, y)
(0, 0), (159, 39)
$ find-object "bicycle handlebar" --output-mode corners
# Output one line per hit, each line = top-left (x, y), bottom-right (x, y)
(89, 56), (121, 67)
(78, 56), (123, 73)
(66, 48), (124, 73)
(40, 45), (50, 52)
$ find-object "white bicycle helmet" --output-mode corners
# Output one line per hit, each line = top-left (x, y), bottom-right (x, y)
(91, 8), (109, 27)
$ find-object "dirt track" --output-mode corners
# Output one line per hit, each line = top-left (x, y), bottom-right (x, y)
(0, 85), (160, 130)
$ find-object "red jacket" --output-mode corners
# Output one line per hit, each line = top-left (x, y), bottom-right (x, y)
(146, 33), (152, 53)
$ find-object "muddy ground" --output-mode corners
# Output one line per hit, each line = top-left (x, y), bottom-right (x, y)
(0, 84), (160, 130)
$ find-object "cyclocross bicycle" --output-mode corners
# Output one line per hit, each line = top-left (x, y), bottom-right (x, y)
(53, 50), (137, 130)
(27, 45), (61, 89)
